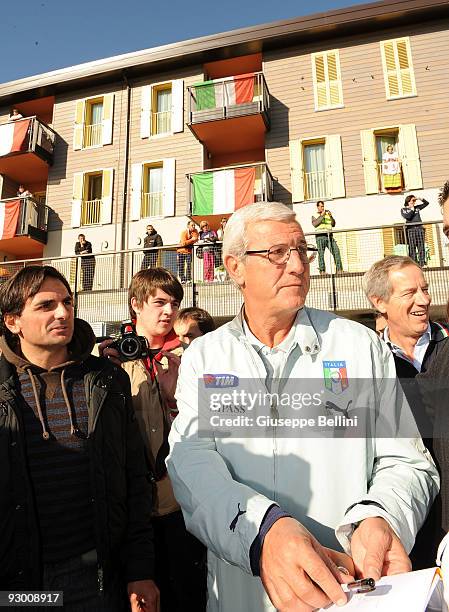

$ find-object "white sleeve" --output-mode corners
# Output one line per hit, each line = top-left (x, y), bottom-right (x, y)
(167, 346), (275, 574)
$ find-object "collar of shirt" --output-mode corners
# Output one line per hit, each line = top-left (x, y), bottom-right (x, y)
(382, 323), (431, 371)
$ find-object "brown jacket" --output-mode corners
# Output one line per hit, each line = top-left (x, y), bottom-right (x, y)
(177, 227), (198, 255)
(123, 339), (183, 517)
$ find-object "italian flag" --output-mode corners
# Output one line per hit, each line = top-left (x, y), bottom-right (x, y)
(0, 119), (30, 157)
(195, 74), (255, 111)
(192, 167), (256, 215)
(0, 199), (21, 239)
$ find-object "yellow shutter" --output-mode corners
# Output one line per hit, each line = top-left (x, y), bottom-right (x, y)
(324, 134), (345, 199)
(102, 93), (114, 145)
(101, 168), (114, 224)
(381, 38), (416, 99)
(312, 50), (343, 110)
(382, 228), (395, 256)
(289, 139), (305, 203)
(73, 99), (86, 151)
(71, 172), (84, 227)
(360, 129), (379, 194)
(345, 231), (359, 272)
(398, 124), (422, 190)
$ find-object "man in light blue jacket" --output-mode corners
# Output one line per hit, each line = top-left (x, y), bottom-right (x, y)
(167, 201), (439, 612)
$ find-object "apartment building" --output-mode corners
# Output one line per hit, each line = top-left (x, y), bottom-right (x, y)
(0, 0), (448, 284)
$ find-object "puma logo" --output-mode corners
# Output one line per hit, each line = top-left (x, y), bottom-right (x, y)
(229, 503), (246, 532)
(325, 399), (352, 418)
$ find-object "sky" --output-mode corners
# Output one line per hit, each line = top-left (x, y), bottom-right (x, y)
(0, 0), (370, 84)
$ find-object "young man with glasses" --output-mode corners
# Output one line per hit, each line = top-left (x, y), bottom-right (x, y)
(168, 201), (438, 612)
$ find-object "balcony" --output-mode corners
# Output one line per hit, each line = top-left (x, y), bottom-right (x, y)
(187, 73), (270, 155)
(83, 123), (103, 148)
(81, 199), (102, 226)
(0, 117), (56, 183)
(305, 170), (328, 201)
(377, 161), (404, 193)
(0, 196), (49, 257)
(187, 162), (274, 223)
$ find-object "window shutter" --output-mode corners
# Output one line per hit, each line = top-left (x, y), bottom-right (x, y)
(71, 172), (84, 227)
(289, 139), (305, 203)
(162, 158), (176, 216)
(324, 134), (345, 198)
(172, 80), (184, 133)
(102, 94), (114, 145)
(131, 163), (143, 220)
(101, 168), (114, 224)
(140, 86), (152, 139)
(312, 51), (343, 110)
(398, 124), (422, 190)
(380, 38), (416, 99)
(360, 129), (379, 194)
(382, 228), (396, 256)
(73, 99), (86, 151)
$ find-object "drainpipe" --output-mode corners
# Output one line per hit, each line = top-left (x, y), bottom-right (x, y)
(121, 69), (131, 252)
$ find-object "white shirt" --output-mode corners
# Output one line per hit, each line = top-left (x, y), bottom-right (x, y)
(383, 324), (431, 372)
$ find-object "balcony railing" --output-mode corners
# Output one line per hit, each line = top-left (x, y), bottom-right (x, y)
(377, 161), (404, 192)
(141, 192), (163, 218)
(187, 72), (270, 126)
(83, 123), (103, 148)
(0, 196), (49, 243)
(151, 111), (171, 135)
(81, 199), (102, 226)
(187, 162), (274, 215)
(0, 116), (56, 164)
(304, 170), (328, 200)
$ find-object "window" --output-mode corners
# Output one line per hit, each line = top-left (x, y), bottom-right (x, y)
(71, 168), (114, 227)
(380, 38), (416, 99)
(142, 164), (164, 217)
(361, 124), (422, 194)
(130, 159), (176, 220)
(311, 50), (343, 111)
(289, 135), (345, 203)
(73, 93), (114, 150)
(140, 80), (184, 138)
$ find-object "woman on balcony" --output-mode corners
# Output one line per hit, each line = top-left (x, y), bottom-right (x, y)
(199, 221), (217, 282)
(382, 144), (402, 192)
(9, 108), (23, 121)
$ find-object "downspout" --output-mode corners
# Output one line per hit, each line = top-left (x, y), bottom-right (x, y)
(121, 69), (131, 252)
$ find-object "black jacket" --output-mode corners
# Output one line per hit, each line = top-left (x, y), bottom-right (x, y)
(0, 347), (154, 589)
(400, 199), (429, 226)
(143, 231), (163, 250)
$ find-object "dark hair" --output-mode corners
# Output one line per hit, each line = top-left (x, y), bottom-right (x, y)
(128, 267), (183, 318)
(0, 266), (72, 341)
(438, 181), (449, 209)
(404, 194), (415, 206)
(175, 307), (215, 335)
(316, 200), (325, 207)
(78, 233), (85, 239)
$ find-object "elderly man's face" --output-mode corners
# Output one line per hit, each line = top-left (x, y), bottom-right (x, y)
(238, 220), (310, 315)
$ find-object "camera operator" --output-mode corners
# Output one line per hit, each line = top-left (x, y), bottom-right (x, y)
(101, 267), (206, 612)
(401, 194), (429, 267)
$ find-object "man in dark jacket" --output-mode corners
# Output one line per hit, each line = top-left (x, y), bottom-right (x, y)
(0, 265), (158, 611)
(74, 233), (95, 291)
(401, 194), (429, 267)
(141, 225), (163, 270)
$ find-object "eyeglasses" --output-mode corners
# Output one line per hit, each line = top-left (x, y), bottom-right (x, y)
(245, 244), (318, 265)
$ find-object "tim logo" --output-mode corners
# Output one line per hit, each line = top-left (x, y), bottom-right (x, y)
(323, 361), (349, 395)
(203, 374), (239, 388)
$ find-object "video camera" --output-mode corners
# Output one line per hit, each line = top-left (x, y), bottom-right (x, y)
(110, 320), (149, 362)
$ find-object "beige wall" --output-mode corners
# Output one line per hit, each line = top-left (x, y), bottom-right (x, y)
(264, 19), (449, 217)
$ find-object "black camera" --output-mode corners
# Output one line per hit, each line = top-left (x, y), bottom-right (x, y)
(110, 320), (149, 362)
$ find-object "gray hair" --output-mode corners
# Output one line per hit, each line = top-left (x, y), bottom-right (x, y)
(222, 201), (297, 261)
(362, 255), (419, 303)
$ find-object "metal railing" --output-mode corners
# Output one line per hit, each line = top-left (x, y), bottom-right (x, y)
(0, 219), (447, 326)
(187, 72), (270, 125)
(151, 111), (171, 135)
(141, 192), (163, 217)
(80, 199), (102, 226)
(0, 116), (56, 164)
(304, 170), (328, 200)
(0, 196), (49, 240)
(83, 123), (103, 148)
(187, 162), (274, 214)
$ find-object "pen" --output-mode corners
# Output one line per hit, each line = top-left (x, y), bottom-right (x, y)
(346, 578), (376, 593)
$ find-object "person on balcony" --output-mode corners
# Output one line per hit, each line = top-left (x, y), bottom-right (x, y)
(9, 108), (23, 121)
(74, 234), (95, 291)
(382, 144), (402, 192)
(215, 217), (228, 268)
(199, 221), (217, 282)
(401, 194), (429, 267)
(311, 201), (343, 275)
(177, 220), (198, 284)
(141, 224), (163, 271)
(17, 185), (33, 198)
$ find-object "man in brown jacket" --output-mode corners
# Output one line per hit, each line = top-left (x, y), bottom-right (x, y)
(177, 220), (198, 283)
(103, 268), (206, 612)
